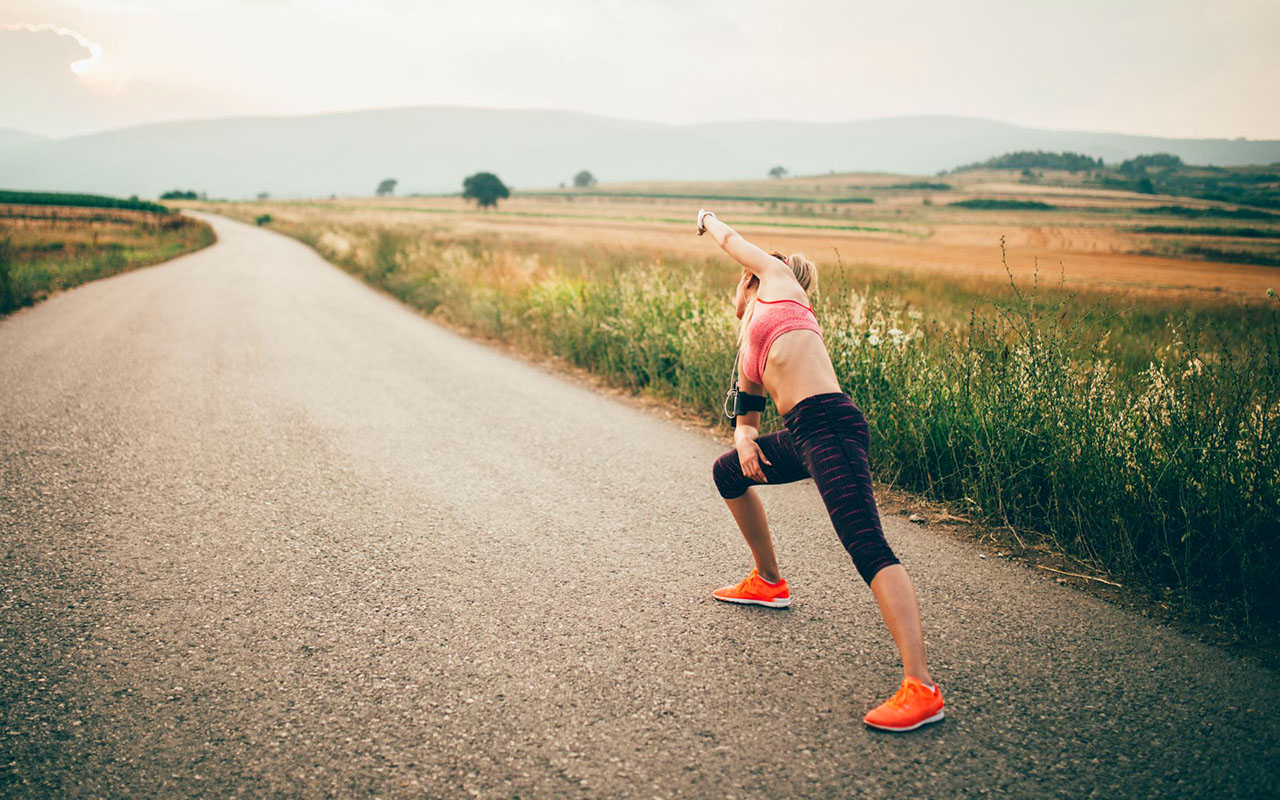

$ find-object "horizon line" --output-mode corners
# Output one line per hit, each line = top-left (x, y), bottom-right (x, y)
(9, 103), (1278, 145)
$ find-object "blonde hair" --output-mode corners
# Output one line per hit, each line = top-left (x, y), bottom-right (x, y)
(737, 252), (818, 349)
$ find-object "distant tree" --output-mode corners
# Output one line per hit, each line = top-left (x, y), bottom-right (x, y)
(953, 151), (1103, 173)
(255, 214), (272, 226)
(1136, 177), (1155, 194)
(1119, 153), (1184, 175)
(257, 191), (270, 200)
(768, 166), (788, 180)
(573, 170), (597, 188)
(160, 189), (199, 200)
(462, 172), (510, 208)
(376, 178), (398, 197)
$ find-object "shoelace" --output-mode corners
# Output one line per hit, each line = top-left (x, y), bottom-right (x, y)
(886, 680), (916, 709)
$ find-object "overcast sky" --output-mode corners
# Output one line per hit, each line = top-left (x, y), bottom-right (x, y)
(2, 0), (1278, 140)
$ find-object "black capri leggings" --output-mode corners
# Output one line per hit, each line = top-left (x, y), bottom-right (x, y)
(712, 392), (900, 584)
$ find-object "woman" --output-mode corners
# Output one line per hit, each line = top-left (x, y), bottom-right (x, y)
(697, 208), (944, 733)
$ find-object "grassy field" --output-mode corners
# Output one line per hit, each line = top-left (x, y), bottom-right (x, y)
(190, 170), (1280, 621)
(0, 202), (215, 315)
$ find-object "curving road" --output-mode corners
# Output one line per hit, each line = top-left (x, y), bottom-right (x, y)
(2, 213), (1277, 798)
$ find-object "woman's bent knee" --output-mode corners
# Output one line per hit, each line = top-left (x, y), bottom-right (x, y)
(712, 451), (749, 499)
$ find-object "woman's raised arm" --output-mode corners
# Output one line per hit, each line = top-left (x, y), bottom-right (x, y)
(697, 210), (790, 279)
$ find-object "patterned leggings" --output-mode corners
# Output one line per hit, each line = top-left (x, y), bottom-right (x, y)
(712, 392), (900, 584)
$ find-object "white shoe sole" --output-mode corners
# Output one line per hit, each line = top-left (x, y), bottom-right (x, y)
(713, 594), (791, 608)
(864, 709), (945, 732)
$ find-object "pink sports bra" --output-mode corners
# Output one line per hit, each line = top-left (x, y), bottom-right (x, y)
(742, 297), (823, 385)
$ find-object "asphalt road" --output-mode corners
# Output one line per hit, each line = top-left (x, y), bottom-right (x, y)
(2, 213), (1277, 799)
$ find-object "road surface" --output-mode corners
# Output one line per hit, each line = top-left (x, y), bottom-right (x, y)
(2, 213), (1277, 798)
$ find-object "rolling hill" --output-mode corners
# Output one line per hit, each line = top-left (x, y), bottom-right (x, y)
(0, 107), (1276, 199)
(0, 128), (45, 150)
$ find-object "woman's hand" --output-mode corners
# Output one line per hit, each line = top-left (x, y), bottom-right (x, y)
(696, 208), (715, 235)
(736, 435), (772, 483)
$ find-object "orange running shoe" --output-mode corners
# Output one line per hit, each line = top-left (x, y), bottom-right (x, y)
(863, 676), (945, 732)
(712, 568), (791, 608)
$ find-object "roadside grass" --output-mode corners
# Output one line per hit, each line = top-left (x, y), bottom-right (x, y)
(214, 206), (1280, 621)
(0, 209), (215, 314)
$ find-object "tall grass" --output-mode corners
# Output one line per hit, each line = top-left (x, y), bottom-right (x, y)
(0, 213), (215, 314)
(242, 211), (1279, 619)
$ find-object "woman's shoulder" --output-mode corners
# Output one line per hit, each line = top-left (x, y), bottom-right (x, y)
(756, 271), (810, 304)
(755, 285), (813, 309)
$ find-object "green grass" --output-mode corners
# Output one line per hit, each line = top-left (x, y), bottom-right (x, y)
(1131, 225), (1280, 239)
(894, 181), (952, 191)
(1135, 205), (1275, 221)
(949, 199), (1056, 211)
(1176, 246), (1280, 268)
(217, 207), (1280, 621)
(0, 189), (172, 214)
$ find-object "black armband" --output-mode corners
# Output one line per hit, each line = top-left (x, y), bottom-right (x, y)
(734, 392), (768, 416)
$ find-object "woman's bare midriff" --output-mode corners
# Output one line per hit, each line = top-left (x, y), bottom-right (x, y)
(760, 329), (842, 415)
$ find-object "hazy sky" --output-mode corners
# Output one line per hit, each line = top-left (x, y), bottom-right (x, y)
(3, 0), (1278, 140)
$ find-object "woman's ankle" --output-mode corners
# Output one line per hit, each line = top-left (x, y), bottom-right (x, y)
(756, 568), (783, 584)
(905, 670), (934, 687)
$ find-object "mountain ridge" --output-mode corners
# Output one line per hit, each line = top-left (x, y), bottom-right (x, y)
(0, 106), (1276, 198)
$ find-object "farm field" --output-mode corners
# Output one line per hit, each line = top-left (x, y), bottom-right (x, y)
(196, 168), (1280, 372)
(191, 170), (1280, 623)
(236, 168), (1280, 296)
(0, 200), (216, 314)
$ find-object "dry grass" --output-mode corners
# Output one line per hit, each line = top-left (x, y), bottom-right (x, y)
(201, 176), (1279, 299)
(0, 207), (215, 314)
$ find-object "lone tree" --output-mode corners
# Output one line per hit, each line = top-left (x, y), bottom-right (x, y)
(462, 172), (510, 208)
(768, 165), (788, 180)
(376, 178), (398, 197)
(573, 170), (597, 188)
